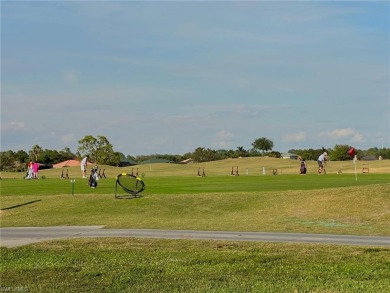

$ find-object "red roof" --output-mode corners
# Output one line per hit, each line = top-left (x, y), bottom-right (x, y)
(53, 159), (81, 168)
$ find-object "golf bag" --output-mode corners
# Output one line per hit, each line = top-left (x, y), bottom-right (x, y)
(89, 166), (99, 188)
(25, 168), (33, 180)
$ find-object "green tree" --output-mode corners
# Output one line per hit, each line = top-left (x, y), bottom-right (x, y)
(191, 147), (219, 162)
(29, 145), (42, 162)
(112, 152), (122, 166)
(15, 150), (29, 165)
(192, 147), (207, 162)
(267, 151), (281, 158)
(330, 145), (353, 161)
(251, 137), (274, 155)
(378, 148), (390, 159)
(235, 146), (248, 158)
(0, 150), (15, 171)
(78, 135), (115, 165)
(59, 147), (75, 161)
(78, 135), (97, 160)
(95, 136), (115, 165)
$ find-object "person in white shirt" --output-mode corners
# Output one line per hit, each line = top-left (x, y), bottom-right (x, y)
(81, 155), (89, 178)
(317, 152), (327, 174)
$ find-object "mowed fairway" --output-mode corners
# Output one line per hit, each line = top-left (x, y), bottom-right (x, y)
(1, 157), (389, 235)
(1, 158), (390, 292)
(1, 176), (390, 236)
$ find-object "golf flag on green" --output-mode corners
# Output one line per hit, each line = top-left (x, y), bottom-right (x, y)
(348, 147), (356, 157)
(348, 147), (357, 181)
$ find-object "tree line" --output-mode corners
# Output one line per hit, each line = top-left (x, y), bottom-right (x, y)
(290, 145), (390, 161)
(1, 135), (389, 172)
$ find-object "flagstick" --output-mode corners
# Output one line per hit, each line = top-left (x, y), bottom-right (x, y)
(353, 155), (357, 182)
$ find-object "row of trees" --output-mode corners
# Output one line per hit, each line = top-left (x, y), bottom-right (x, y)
(0, 136), (120, 172)
(290, 145), (390, 161)
(132, 137), (276, 163)
(0, 147), (75, 172)
(1, 135), (389, 172)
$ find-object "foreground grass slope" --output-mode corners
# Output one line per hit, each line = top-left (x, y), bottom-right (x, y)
(1, 238), (389, 292)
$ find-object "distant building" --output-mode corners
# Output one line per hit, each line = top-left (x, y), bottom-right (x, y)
(140, 158), (174, 164)
(118, 158), (137, 167)
(281, 153), (299, 160)
(53, 159), (81, 168)
(180, 158), (194, 164)
(361, 156), (377, 161)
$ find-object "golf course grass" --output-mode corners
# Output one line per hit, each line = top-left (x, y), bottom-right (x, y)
(1, 239), (389, 292)
(1, 158), (389, 292)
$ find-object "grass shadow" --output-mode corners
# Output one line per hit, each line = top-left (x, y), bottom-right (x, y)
(114, 194), (143, 200)
(1, 200), (42, 211)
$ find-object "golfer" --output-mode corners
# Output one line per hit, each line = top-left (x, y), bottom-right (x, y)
(81, 155), (89, 178)
(299, 159), (307, 175)
(317, 152), (327, 174)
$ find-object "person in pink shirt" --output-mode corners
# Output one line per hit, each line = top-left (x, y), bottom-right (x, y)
(32, 161), (39, 179)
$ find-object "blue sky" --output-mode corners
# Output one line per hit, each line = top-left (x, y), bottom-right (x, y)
(2, 1), (389, 156)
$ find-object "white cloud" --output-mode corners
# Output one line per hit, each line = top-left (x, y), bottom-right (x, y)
(351, 132), (364, 143)
(318, 128), (364, 142)
(1, 121), (28, 132)
(283, 131), (306, 142)
(212, 130), (235, 149)
(63, 70), (80, 84)
(61, 133), (75, 145)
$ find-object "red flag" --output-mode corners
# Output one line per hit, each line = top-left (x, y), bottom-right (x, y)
(348, 147), (356, 157)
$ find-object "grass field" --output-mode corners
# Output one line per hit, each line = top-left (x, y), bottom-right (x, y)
(1, 239), (389, 292)
(1, 158), (389, 292)
(1, 175), (390, 236)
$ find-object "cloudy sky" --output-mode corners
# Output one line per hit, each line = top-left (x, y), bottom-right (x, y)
(2, 1), (389, 156)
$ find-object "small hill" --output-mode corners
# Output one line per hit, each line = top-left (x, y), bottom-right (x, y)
(1, 157), (389, 179)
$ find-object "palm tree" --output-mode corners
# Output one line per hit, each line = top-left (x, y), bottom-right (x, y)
(236, 146), (248, 157)
(30, 145), (42, 161)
